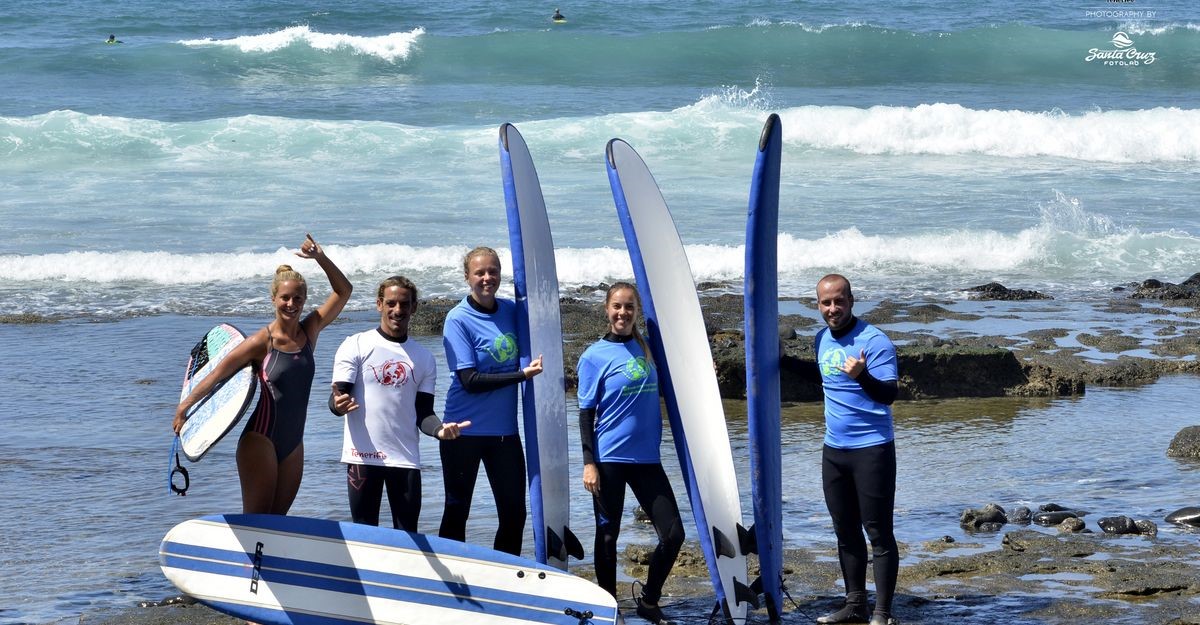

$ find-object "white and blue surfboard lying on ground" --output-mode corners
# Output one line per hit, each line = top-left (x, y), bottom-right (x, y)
(160, 514), (617, 625)
(499, 122), (582, 570)
(605, 138), (756, 625)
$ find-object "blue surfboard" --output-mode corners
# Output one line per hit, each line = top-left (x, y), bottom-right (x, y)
(745, 113), (784, 622)
(499, 123), (581, 570)
(160, 514), (617, 625)
(605, 138), (756, 624)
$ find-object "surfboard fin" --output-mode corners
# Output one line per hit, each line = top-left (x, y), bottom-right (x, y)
(734, 577), (761, 610)
(564, 526), (584, 560)
(547, 526), (586, 561)
(739, 523), (757, 554)
(712, 526), (736, 558)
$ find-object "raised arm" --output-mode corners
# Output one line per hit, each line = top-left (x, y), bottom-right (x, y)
(297, 233), (353, 340)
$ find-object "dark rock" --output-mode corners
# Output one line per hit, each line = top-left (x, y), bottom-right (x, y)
(960, 503), (1008, 531)
(1135, 519), (1158, 537)
(408, 294), (1200, 402)
(1010, 506), (1033, 524)
(1131, 275), (1200, 301)
(1165, 506), (1200, 527)
(1034, 510), (1079, 526)
(1097, 516), (1140, 535)
(1040, 503), (1071, 512)
(1058, 517), (1087, 533)
(965, 282), (1052, 301)
(1168, 426), (1200, 459)
(895, 347), (1030, 400)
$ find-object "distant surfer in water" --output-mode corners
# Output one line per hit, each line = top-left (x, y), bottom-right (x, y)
(174, 234), (352, 515)
(328, 275), (468, 532)
(438, 246), (543, 556)
(576, 282), (683, 625)
(106, 34), (122, 44)
(780, 274), (900, 625)
(552, 8), (565, 22)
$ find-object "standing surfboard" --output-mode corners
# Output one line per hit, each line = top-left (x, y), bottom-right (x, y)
(499, 123), (581, 570)
(160, 514), (617, 625)
(745, 113), (784, 623)
(178, 323), (257, 461)
(605, 138), (756, 624)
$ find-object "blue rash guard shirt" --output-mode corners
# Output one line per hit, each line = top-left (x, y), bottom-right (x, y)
(816, 318), (898, 449)
(442, 296), (521, 436)
(576, 337), (662, 463)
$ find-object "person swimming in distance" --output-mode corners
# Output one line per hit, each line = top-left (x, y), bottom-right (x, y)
(552, 8), (565, 22)
(106, 34), (123, 44)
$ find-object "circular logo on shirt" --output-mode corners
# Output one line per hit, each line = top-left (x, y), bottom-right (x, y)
(488, 332), (518, 363)
(623, 356), (649, 381)
(370, 359), (410, 387)
(820, 348), (847, 377)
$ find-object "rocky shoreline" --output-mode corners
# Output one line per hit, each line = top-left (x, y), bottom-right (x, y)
(404, 277), (1200, 403)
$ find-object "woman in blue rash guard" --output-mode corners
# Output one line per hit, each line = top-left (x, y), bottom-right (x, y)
(438, 246), (543, 556)
(577, 282), (683, 625)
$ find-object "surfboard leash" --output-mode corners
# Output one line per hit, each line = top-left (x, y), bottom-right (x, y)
(168, 437), (190, 496)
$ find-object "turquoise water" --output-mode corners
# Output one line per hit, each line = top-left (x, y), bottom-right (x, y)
(2, 1), (1200, 623)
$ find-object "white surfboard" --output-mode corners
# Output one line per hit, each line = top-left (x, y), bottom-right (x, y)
(604, 139), (754, 624)
(160, 514), (618, 625)
(499, 123), (580, 570)
(178, 323), (257, 461)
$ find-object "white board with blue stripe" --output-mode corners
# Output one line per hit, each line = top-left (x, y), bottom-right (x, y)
(159, 514), (618, 625)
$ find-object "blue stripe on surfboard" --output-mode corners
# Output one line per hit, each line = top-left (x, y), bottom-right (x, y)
(215, 515), (554, 570)
(499, 123), (548, 565)
(745, 113), (785, 614)
(604, 141), (730, 613)
(161, 544), (614, 620)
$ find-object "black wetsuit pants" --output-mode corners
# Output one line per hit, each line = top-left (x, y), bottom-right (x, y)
(822, 441), (899, 614)
(591, 462), (684, 603)
(438, 434), (527, 556)
(347, 464), (421, 532)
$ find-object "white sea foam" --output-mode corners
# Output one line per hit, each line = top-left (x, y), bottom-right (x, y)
(1118, 21), (1200, 36)
(776, 103), (1200, 162)
(178, 25), (425, 62)
(4, 210), (1196, 297)
(5, 103), (1198, 164)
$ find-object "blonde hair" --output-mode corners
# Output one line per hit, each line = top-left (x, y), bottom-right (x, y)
(606, 281), (652, 366)
(271, 264), (307, 297)
(462, 246), (501, 277)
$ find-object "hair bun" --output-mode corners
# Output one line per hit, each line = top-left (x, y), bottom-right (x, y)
(275, 264), (294, 274)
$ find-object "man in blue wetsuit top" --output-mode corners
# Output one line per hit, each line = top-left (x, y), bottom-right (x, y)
(781, 274), (900, 625)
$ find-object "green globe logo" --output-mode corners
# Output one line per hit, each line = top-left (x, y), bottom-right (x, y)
(488, 333), (518, 363)
(820, 348), (847, 376)
(623, 356), (649, 381)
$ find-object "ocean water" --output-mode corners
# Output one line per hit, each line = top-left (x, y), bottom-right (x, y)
(2, 1), (1200, 623)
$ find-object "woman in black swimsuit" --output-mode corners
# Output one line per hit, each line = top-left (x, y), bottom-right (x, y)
(174, 234), (352, 514)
